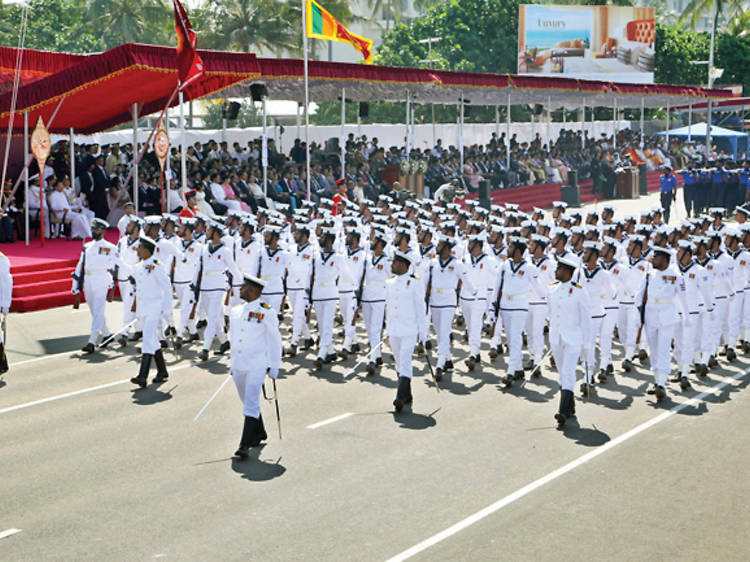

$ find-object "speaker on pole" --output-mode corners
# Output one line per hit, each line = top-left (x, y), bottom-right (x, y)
(250, 83), (268, 102)
(225, 101), (240, 120)
(478, 179), (491, 210)
(359, 102), (369, 118)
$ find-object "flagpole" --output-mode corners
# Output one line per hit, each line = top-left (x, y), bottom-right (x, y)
(303, 0), (311, 202)
(180, 90), (187, 199)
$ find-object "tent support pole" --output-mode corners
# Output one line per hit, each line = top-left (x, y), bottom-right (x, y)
(547, 95), (551, 150)
(613, 97), (617, 149)
(179, 90), (187, 199)
(132, 102), (138, 214)
(340, 87), (346, 176)
(459, 95), (464, 173)
(69, 126), (75, 198)
(506, 93), (511, 170)
(666, 101), (670, 147)
(640, 97), (645, 149)
(581, 98), (585, 149)
(24, 111), (29, 245)
(688, 103), (692, 143)
(262, 96), (268, 197)
(302, 0), (311, 201)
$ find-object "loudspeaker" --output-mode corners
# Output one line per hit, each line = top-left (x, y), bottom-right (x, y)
(224, 101), (240, 120)
(250, 83), (268, 102)
(324, 137), (340, 153)
(638, 163), (648, 195)
(567, 169), (578, 187)
(359, 102), (369, 118)
(478, 180), (491, 210)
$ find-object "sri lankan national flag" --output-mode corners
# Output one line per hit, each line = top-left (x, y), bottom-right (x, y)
(307, 0), (374, 64)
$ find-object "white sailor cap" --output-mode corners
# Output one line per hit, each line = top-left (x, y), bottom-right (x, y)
(725, 228), (741, 239)
(395, 226), (411, 235)
(521, 220), (534, 229)
(556, 255), (579, 269)
(680, 219), (692, 229)
(465, 199), (478, 207)
(570, 226), (584, 235)
(735, 206), (750, 216)
(677, 239), (694, 250)
(437, 235), (456, 247)
(602, 236), (618, 247)
(708, 207), (725, 215)
(552, 200), (568, 209)
(653, 246), (674, 258)
(180, 217), (197, 228)
(739, 223), (750, 233)
(144, 215), (162, 225)
(393, 250), (413, 265)
(242, 274), (266, 288)
(491, 204), (505, 213)
(532, 206), (545, 214)
(531, 234), (550, 245)
(475, 207), (489, 216)
(569, 210), (582, 218)
(490, 224), (504, 234)
(162, 213), (178, 224)
(583, 240), (603, 252)
(509, 236), (528, 248)
(554, 227), (571, 239)
(138, 234), (157, 252)
(629, 234), (645, 244)
(602, 204), (615, 212)
(505, 203), (519, 211)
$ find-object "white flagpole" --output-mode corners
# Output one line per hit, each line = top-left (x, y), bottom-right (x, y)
(340, 87), (346, 176)
(179, 90), (187, 198)
(303, 0), (311, 201)
(24, 111), (29, 246)
(132, 102), (139, 213)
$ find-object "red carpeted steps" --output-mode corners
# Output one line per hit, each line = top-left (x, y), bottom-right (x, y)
(10, 260), (81, 313)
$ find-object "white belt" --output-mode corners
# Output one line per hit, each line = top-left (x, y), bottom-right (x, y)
(503, 293), (526, 301)
(85, 268), (108, 275)
(315, 281), (334, 287)
(650, 298), (673, 304)
(433, 288), (454, 295)
(261, 275), (275, 280)
(364, 280), (384, 286)
(205, 271), (224, 276)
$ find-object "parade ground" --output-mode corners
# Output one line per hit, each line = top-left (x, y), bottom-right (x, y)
(2, 191), (749, 560)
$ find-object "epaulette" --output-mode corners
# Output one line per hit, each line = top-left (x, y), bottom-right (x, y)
(154, 260), (160, 266)
(549, 281), (559, 286)
(573, 283), (582, 289)
(260, 302), (272, 309)
(411, 274), (420, 280)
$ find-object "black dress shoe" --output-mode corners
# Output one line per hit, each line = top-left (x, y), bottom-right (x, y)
(174, 337), (183, 350)
(393, 398), (404, 412)
(670, 373), (682, 383)
(314, 358), (323, 370)
(697, 363), (708, 377)
(622, 358), (632, 372)
(606, 363), (614, 375)
(153, 372), (168, 383)
(196, 320), (207, 330)
(199, 349), (209, 361)
(99, 335), (113, 349)
(555, 412), (567, 428)
(351, 343), (361, 353)
(580, 382), (592, 396)
(375, 357), (383, 366)
(465, 356), (476, 371)
(531, 363), (542, 378)
(726, 346), (737, 362)
(234, 445), (249, 460)
(366, 362), (376, 376)
(130, 376), (147, 388)
(81, 343), (95, 354)
(742, 340), (750, 354)
(160, 340), (168, 349)
(189, 333), (200, 342)
(117, 335), (128, 348)
(513, 370), (524, 381)
(597, 369), (608, 383)
(489, 347), (498, 360)
(655, 385), (666, 402)
(303, 338), (314, 350)
(679, 376), (691, 390)
(216, 341), (230, 355)
(445, 360), (454, 370)
(638, 349), (648, 362)
(425, 340), (433, 350)
(324, 353), (337, 363)
(502, 374), (514, 388)
(129, 331), (143, 341)
(285, 344), (297, 357)
(708, 355), (718, 368)
(338, 349), (349, 360)
(435, 367), (443, 382)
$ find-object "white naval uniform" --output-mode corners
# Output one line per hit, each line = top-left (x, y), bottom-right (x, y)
(726, 249), (749, 349)
(173, 238), (202, 337)
(635, 266), (688, 387)
(72, 239), (118, 344)
(115, 235), (140, 335)
(47, 189), (92, 239)
(498, 259), (544, 374)
(230, 299), (283, 418)
(360, 253), (390, 360)
(231, 237), (261, 307)
(617, 256), (649, 359)
(286, 242), (313, 346)
(599, 259), (621, 372)
(675, 260), (713, 377)
(460, 253), (493, 357)
(132, 256), (173, 355)
(0, 252), (11, 342)
(706, 251), (734, 354)
(258, 246), (290, 314)
(340, 247), (365, 349)
(427, 256), (468, 368)
(312, 250), (353, 359)
(154, 235), (181, 332)
(575, 265), (616, 382)
(195, 242), (238, 351)
(526, 255), (554, 366)
(416, 244), (437, 341)
(385, 273), (426, 379)
(548, 280), (591, 391)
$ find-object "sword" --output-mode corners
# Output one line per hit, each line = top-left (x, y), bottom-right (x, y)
(193, 373), (232, 422)
(423, 345), (440, 393)
(97, 318), (138, 349)
(520, 347), (554, 387)
(272, 378), (282, 440)
(343, 337), (387, 378)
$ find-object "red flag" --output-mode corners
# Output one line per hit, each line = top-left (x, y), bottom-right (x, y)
(173, 0), (204, 90)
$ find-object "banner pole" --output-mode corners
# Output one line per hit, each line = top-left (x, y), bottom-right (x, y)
(303, 0), (311, 202)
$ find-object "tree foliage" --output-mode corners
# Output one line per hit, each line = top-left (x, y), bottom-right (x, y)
(203, 99), (262, 129)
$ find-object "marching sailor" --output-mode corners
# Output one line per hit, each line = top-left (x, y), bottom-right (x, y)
(0, 249), (11, 375)
(229, 275), (282, 459)
(285, 223), (314, 356)
(173, 217), (202, 347)
(361, 231), (390, 375)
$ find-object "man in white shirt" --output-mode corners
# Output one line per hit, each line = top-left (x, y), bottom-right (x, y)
(48, 177), (92, 240)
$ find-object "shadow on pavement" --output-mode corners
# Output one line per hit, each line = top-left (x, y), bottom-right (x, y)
(561, 420), (611, 447)
(37, 334), (91, 354)
(131, 384), (176, 405)
(231, 449), (286, 482)
(392, 408), (439, 430)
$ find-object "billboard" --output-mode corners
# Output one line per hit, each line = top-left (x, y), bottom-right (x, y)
(518, 4), (655, 84)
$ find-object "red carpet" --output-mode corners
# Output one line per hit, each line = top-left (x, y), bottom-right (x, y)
(462, 170), (663, 211)
(4, 229), (119, 313)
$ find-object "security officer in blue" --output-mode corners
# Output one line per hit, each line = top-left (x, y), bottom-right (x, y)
(710, 160), (727, 210)
(697, 164), (713, 215)
(659, 166), (677, 223)
(739, 160), (750, 206)
(679, 161), (698, 218)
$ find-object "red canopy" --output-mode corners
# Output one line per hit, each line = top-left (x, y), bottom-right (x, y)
(0, 43), (261, 134)
(0, 46), (85, 96)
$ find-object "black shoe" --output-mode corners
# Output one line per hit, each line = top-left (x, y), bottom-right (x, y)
(463, 332), (469, 343)
(152, 350), (169, 383)
(81, 342), (95, 354)
(393, 397), (404, 412)
(708, 355), (718, 368)
(638, 349), (648, 362)
(129, 331), (143, 341)
(679, 376), (691, 390)
(216, 341), (230, 355)
(502, 374), (514, 388)
(655, 385), (666, 402)
(338, 348), (349, 360)
(425, 340), (433, 351)
(314, 358), (323, 371)
(99, 335), (113, 349)
(549, 355), (556, 369)
(366, 362), (376, 376)
(394, 377), (411, 412)
(598, 369), (608, 383)
(303, 338), (314, 350)
(580, 382), (592, 396)
(622, 358), (632, 372)
(465, 356), (476, 371)
(351, 342), (361, 353)
(285, 344), (298, 357)
(117, 335), (128, 348)
(189, 333), (200, 342)
(324, 353), (337, 364)
(375, 357), (383, 366)
(196, 320), (207, 330)
(697, 363), (708, 377)
(131, 354), (151, 388)
(670, 373), (682, 383)
(0, 345), (7, 375)
(513, 370), (525, 381)
(530, 363), (542, 378)
(234, 445), (249, 460)
(435, 367), (443, 382)
(416, 342), (425, 356)
(606, 363), (613, 375)
(199, 349), (209, 361)
(523, 359), (535, 372)
(726, 346), (737, 362)
(174, 337), (183, 350)
(489, 347), (498, 360)
(445, 360), (454, 370)
(160, 340), (168, 349)
(742, 341), (750, 354)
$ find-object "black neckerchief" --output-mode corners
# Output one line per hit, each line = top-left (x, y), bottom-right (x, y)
(439, 256), (454, 269)
(420, 244), (434, 257)
(127, 237), (138, 247)
(208, 242), (223, 255)
(584, 266), (600, 280)
(241, 238), (254, 249)
(348, 247), (362, 257)
(601, 259), (617, 271)
(679, 260), (694, 274)
(297, 242), (310, 253)
(321, 251), (334, 265)
(182, 240), (194, 251)
(642, 247), (652, 257)
(629, 256), (642, 266)
(510, 260), (524, 274)
(471, 253), (486, 266)
(731, 249), (742, 259)
(697, 256), (710, 267)
(372, 254), (385, 268)
(710, 250), (722, 259)
(534, 255), (547, 267)
(266, 247), (280, 259)
(493, 245), (505, 257)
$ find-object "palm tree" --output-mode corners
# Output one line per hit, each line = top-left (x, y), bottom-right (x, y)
(678, 0), (745, 31)
(368, 0), (408, 32)
(85, 0), (172, 48)
(196, 0), (301, 56)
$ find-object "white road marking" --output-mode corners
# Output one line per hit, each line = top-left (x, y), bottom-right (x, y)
(0, 528), (22, 540)
(0, 358), (220, 416)
(386, 369), (748, 562)
(10, 350), (74, 368)
(306, 412), (354, 429)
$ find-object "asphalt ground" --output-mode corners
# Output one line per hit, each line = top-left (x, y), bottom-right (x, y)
(2, 189), (749, 560)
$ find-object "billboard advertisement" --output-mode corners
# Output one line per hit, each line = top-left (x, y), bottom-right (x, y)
(518, 4), (655, 84)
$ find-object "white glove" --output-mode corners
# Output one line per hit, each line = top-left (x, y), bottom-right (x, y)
(269, 368), (279, 380)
